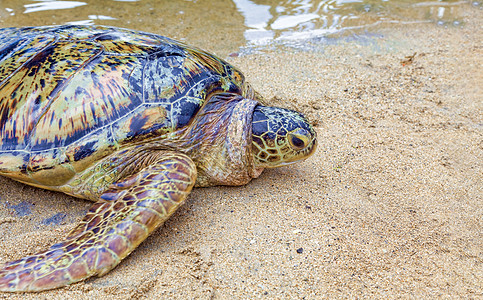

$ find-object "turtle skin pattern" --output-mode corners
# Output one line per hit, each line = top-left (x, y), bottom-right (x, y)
(0, 26), (258, 292)
(0, 26), (316, 292)
(0, 151), (196, 291)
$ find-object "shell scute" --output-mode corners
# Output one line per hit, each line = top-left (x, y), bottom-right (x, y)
(113, 105), (168, 142)
(30, 54), (142, 151)
(63, 125), (117, 172)
(27, 148), (61, 172)
(0, 25), (252, 182)
(95, 32), (181, 56)
(0, 35), (54, 84)
(0, 39), (103, 150)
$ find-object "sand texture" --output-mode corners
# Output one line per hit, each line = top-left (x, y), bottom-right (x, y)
(0, 5), (482, 299)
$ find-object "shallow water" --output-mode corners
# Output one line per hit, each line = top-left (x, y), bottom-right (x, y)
(0, 0), (479, 54)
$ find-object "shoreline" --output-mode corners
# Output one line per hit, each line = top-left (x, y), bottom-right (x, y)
(0, 4), (482, 299)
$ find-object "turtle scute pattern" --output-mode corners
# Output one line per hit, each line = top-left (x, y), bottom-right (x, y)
(0, 25), (255, 292)
(0, 25), (248, 183)
(0, 25), (316, 292)
(0, 25), (246, 151)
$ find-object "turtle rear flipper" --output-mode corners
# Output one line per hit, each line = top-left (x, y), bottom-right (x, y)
(0, 151), (196, 292)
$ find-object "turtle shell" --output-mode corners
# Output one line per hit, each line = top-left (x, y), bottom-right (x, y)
(0, 25), (252, 185)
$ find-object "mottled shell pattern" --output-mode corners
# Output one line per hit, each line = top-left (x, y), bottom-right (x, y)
(0, 26), (317, 293)
(0, 25), (255, 191)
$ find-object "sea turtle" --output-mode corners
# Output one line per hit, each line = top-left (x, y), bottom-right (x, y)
(0, 25), (317, 292)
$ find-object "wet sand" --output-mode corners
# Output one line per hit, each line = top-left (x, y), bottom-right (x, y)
(0, 4), (482, 299)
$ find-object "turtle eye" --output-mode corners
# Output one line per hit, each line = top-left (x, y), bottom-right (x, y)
(288, 129), (309, 150)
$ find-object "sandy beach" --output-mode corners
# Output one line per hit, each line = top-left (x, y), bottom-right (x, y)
(0, 3), (482, 299)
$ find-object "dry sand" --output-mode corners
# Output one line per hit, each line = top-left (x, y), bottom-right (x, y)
(0, 4), (482, 299)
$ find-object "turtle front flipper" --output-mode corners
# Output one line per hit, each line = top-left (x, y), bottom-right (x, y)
(0, 152), (196, 292)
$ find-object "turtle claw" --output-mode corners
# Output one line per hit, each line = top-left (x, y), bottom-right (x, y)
(0, 152), (196, 292)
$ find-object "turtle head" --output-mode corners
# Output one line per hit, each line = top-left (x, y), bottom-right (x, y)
(251, 105), (317, 168)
